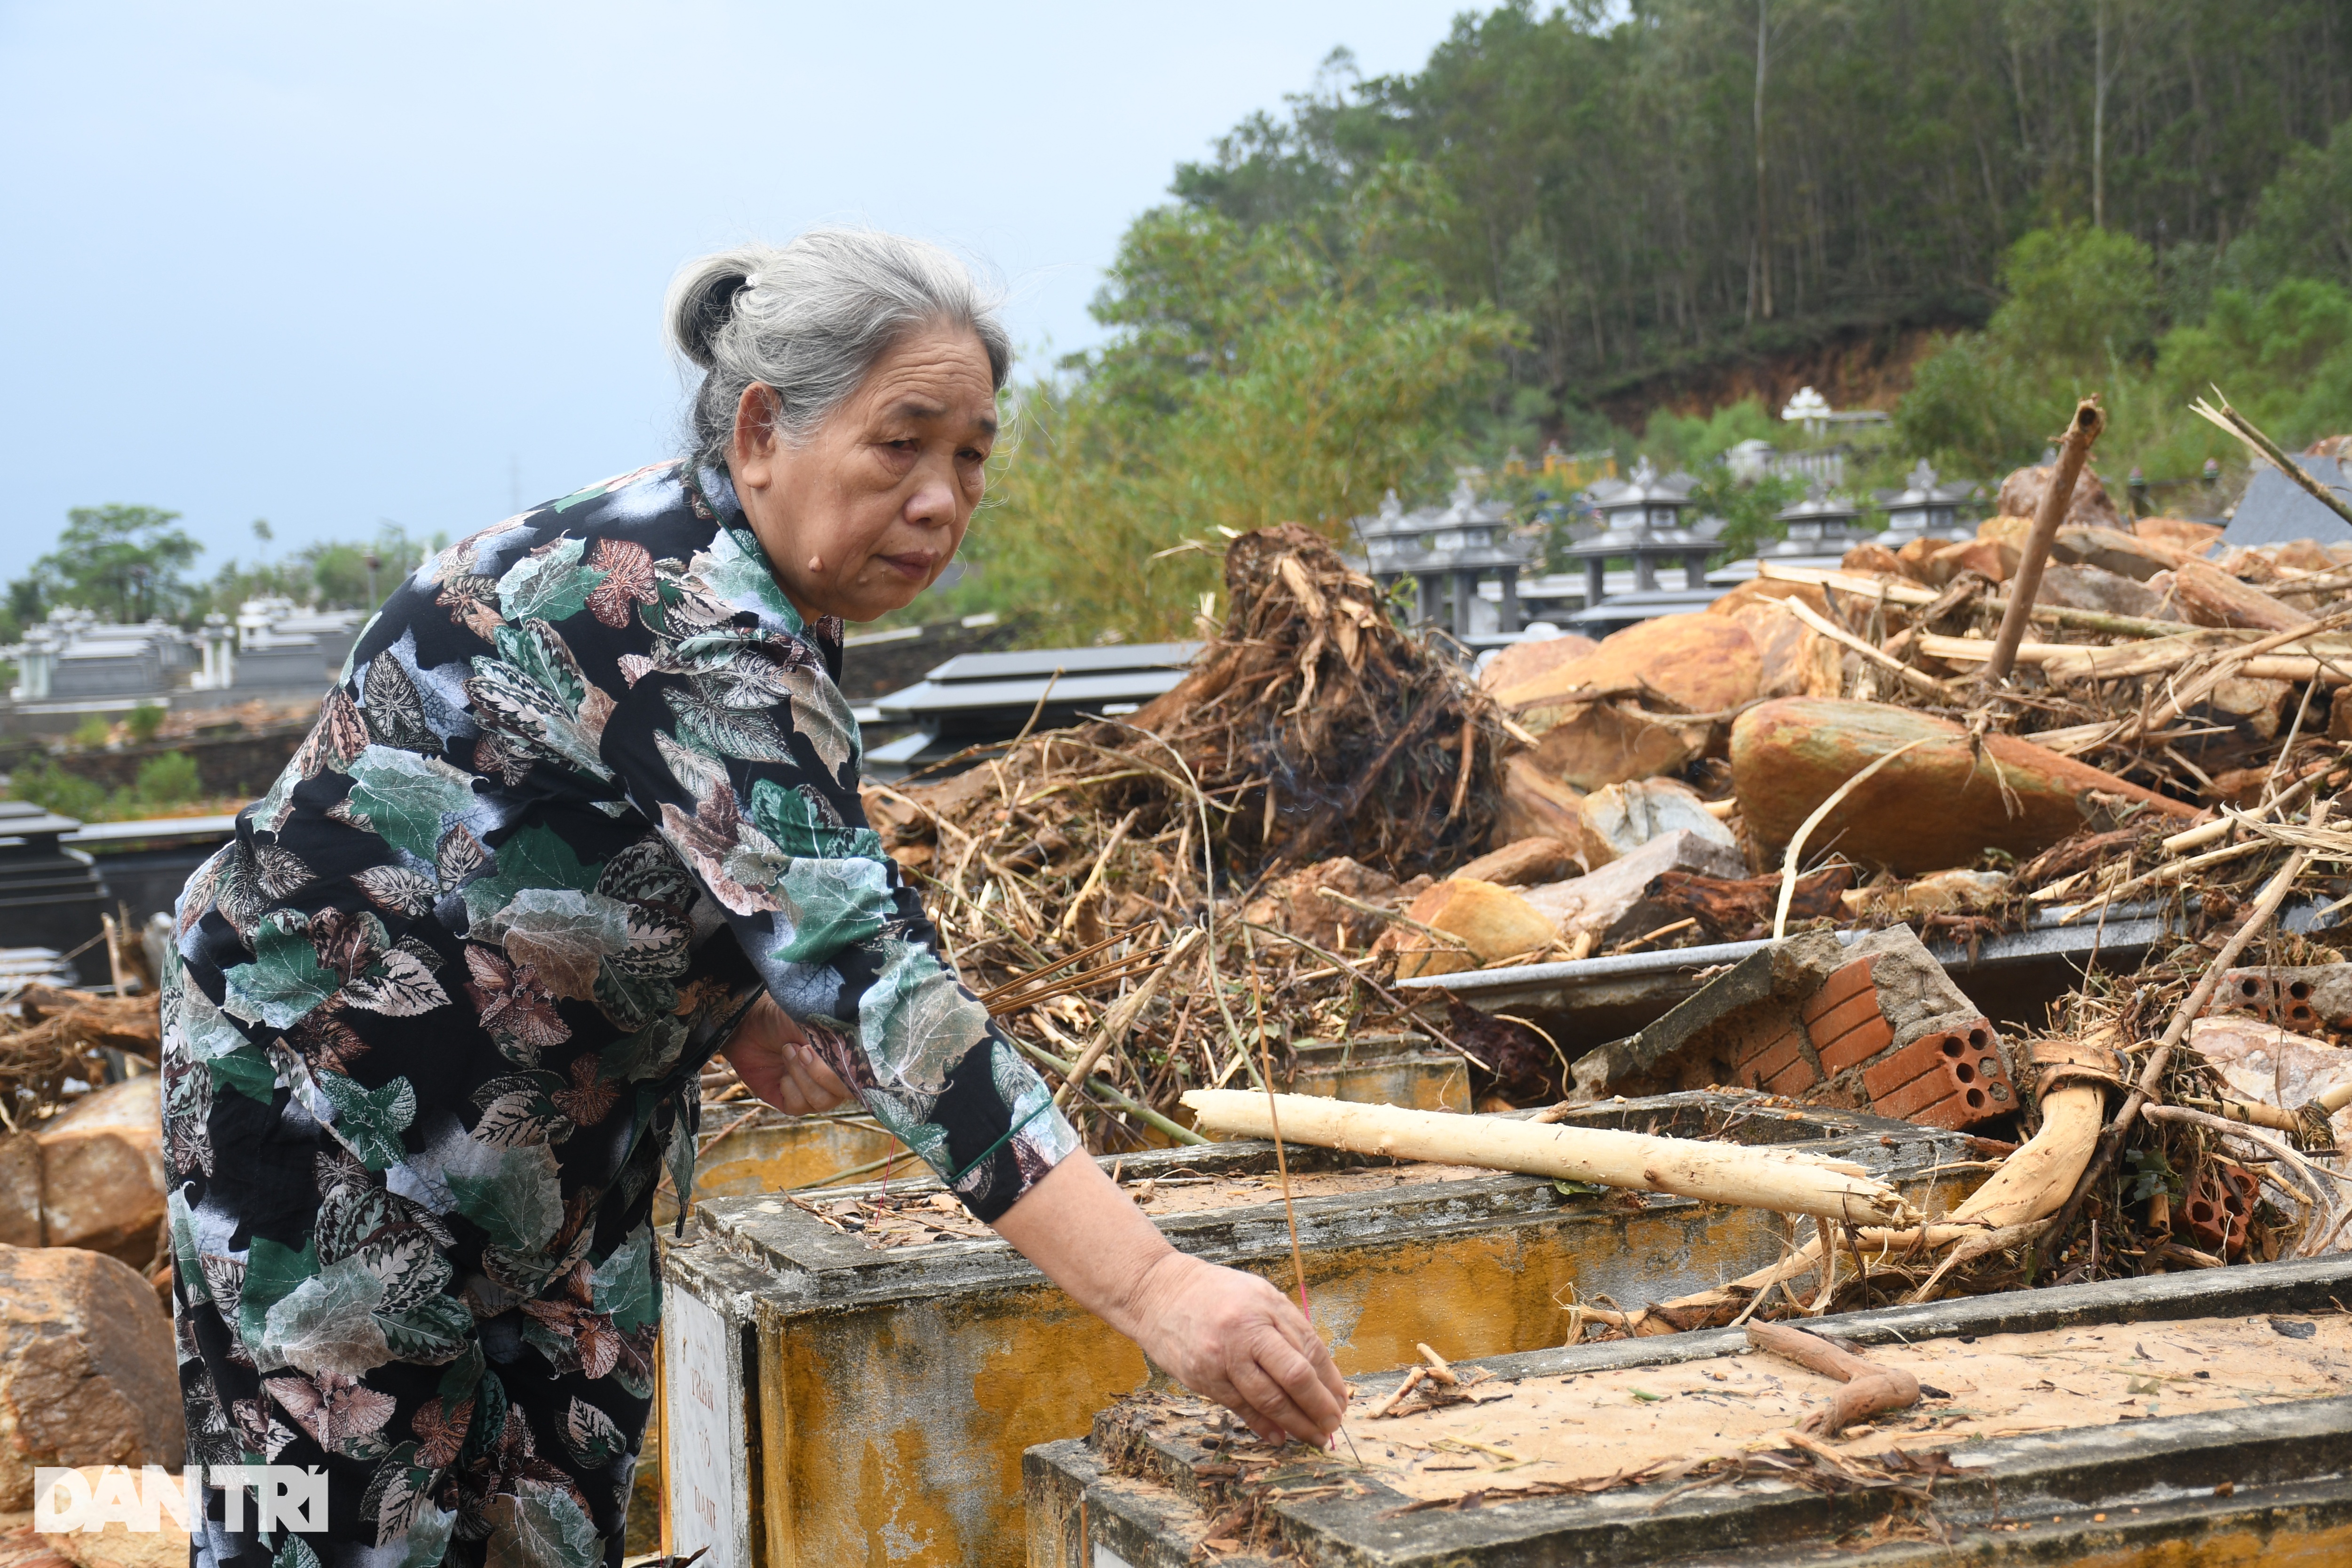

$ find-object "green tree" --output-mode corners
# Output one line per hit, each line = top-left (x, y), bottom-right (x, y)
(973, 167), (1518, 640)
(1172, 2), (2352, 425)
(2138, 279), (2352, 472)
(25, 505), (203, 623)
(1896, 223), (2158, 476)
(302, 525), (430, 609)
(2235, 118), (2352, 293)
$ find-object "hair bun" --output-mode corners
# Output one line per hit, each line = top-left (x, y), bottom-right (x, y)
(665, 251), (763, 370)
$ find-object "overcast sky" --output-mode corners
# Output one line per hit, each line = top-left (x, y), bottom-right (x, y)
(0, 1), (1467, 587)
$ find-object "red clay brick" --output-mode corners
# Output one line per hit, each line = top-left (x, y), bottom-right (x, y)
(1860, 1028), (2016, 1130)
(2211, 971), (2323, 1032)
(1805, 989), (1887, 1051)
(1799, 957), (1879, 1024)
(1735, 1028), (1814, 1094)
(2183, 1162), (2258, 1258)
(1814, 1014), (1895, 1075)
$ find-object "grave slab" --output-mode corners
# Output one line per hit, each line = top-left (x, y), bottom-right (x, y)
(658, 1092), (1981, 1568)
(1027, 1255), (2352, 1567)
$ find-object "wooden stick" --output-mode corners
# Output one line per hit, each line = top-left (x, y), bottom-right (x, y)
(1239, 920), (1491, 1072)
(975, 923), (1152, 1006)
(1314, 887), (1474, 951)
(985, 950), (1166, 1016)
(1180, 1090), (1918, 1225)
(2034, 815), (2325, 1273)
(1050, 929), (1201, 1111)
(1368, 1367), (1427, 1418)
(2192, 392), (2352, 532)
(2162, 772), (2326, 855)
(2145, 1105), (2352, 1188)
(1415, 1343), (1458, 1386)
(1986, 397), (2106, 685)
(1058, 808), (1141, 936)
(1012, 1038), (1208, 1146)
(1783, 597), (1953, 700)
(1772, 738), (1929, 938)
(2130, 608), (2352, 740)
(1757, 560), (2292, 643)
(1746, 1321), (1921, 1436)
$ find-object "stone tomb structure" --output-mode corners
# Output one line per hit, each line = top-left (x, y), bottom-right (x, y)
(656, 1092), (1978, 1568)
(1875, 458), (1973, 547)
(4, 600), (369, 726)
(1349, 482), (1540, 637)
(1029, 1254), (2352, 1567)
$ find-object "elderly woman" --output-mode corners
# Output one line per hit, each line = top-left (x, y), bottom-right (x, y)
(161, 230), (1343, 1568)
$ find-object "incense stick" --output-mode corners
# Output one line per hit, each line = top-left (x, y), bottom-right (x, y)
(1249, 971), (1361, 1463)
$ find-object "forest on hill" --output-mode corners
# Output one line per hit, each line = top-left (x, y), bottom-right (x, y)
(950, 0), (2352, 641)
(1179, 0), (2352, 409)
(18, 3), (2352, 649)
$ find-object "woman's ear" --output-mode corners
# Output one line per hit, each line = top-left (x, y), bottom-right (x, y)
(730, 383), (780, 484)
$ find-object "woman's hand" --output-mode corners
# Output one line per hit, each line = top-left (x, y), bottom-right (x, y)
(722, 994), (852, 1114)
(1125, 1252), (1348, 1446)
(990, 1154), (1347, 1447)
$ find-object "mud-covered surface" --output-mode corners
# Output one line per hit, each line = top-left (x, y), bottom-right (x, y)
(784, 1161), (1504, 1249)
(1318, 1312), (2352, 1504)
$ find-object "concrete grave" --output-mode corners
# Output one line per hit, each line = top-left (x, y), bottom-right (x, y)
(1028, 1255), (2352, 1567)
(657, 1092), (1981, 1568)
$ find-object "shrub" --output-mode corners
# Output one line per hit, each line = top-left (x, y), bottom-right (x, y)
(7, 757), (112, 821)
(132, 751), (201, 809)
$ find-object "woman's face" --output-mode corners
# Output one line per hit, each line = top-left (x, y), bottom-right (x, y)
(729, 323), (995, 624)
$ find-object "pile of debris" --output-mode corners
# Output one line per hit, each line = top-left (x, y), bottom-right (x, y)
(865, 523), (1538, 1124)
(0, 955), (181, 1515)
(873, 420), (2352, 1315)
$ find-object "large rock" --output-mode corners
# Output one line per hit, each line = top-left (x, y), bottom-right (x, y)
(2188, 1017), (2352, 1148)
(0, 1137), (38, 1250)
(1578, 778), (1738, 867)
(1839, 541), (1905, 577)
(1706, 577), (1828, 618)
(1478, 632), (1599, 694)
(2034, 562), (2177, 620)
(1995, 462), (2126, 530)
(1493, 613), (1761, 730)
(1725, 599), (1841, 700)
(1518, 828), (1748, 944)
(2135, 516), (2225, 556)
(1528, 700), (1705, 793)
(0, 1244), (184, 1511)
(2154, 559), (2306, 632)
(1491, 755), (1589, 852)
(7, 1076), (168, 1267)
(25, 1466), (188, 1568)
(1923, 535), (2018, 585)
(1393, 879), (1558, 980)
(1449, 836), (1581, 888)
(2050, 526), (2191, 582)
(1730, 698), (2198, 874)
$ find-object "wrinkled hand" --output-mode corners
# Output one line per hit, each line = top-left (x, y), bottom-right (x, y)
(1127, 1253), (1347, 1446)
(722, 995), (852, 1114)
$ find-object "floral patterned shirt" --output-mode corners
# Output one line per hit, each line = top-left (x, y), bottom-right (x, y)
(170, 458), (1079, 1258)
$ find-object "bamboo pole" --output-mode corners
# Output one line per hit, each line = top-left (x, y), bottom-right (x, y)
(1984, 397), (2106, 685)
(1179, 1090), (1918, 1225)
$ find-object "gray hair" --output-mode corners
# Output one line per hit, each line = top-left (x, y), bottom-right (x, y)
(666, 229), (1013, 468)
